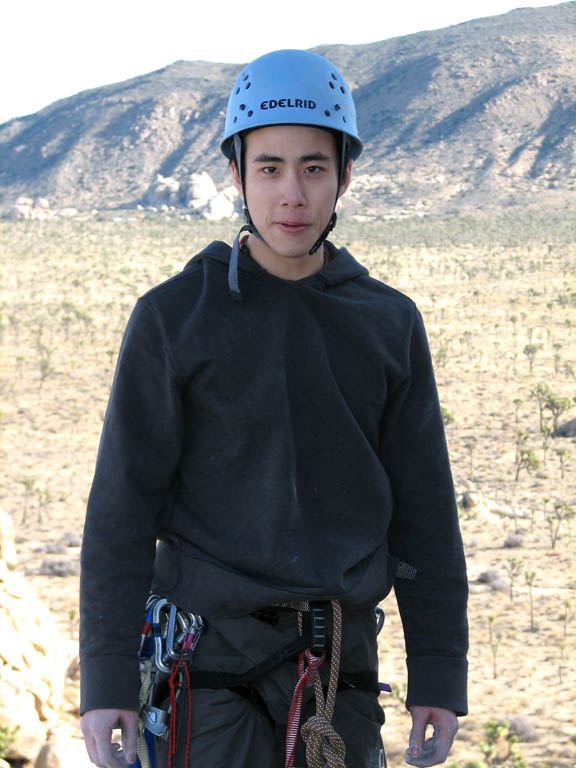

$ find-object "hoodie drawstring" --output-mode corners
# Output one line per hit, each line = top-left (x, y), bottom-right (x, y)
(228, 224), (253, 300)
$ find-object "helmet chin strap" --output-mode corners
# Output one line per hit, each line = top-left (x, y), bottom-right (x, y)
(309, 212), (337, 255)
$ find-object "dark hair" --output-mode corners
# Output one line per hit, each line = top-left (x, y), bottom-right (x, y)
(228, 128), (348, 173)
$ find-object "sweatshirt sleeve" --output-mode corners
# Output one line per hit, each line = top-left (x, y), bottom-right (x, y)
(379, 303), (468, 716)
(80, 298), (184, 714)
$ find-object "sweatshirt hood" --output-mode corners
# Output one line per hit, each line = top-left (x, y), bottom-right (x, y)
(186, 238), (368, 296)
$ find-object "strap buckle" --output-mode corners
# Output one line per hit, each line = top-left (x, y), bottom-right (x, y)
(308, 604), (327, 655)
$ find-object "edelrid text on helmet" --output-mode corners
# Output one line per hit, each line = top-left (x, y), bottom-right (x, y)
(221, 49), (362, 160)
(260, 99), (317, 110)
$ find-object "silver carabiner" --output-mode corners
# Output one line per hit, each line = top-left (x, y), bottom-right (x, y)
(151, 597), (172, 674)
(165, 603), (184, 660)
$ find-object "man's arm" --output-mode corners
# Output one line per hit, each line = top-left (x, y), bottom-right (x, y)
(80, 298), (184, 714)
(81, 709), (138, 768)
(379, 304), (468, 718)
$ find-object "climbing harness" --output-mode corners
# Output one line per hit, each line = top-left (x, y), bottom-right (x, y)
(131, 594), (204, 768)
(131, 597), (390, 768)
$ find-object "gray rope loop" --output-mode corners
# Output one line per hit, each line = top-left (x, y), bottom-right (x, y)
(301, 714), (347, 768)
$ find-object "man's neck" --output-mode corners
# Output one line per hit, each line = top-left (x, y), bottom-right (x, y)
(245, 235), (325, 281)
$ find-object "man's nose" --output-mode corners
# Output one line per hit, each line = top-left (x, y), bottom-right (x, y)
(280, 173), (306, 206)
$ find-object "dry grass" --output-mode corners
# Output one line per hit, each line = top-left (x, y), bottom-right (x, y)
(1, 213), (574, 767)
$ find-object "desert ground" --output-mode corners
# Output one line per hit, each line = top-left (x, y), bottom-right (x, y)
(0, 212), (574, 767)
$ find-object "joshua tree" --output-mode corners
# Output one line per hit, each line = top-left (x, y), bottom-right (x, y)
(525, 571), (536, 631)
(523, 343), (541, 373)
(504, 558), (523, 603)
(553, 342), (563, 374)
(37, 343), (54, 390)
(464, 438), (477, 480)
(545, 391), (574, 436)
(555, 447), (569, 479)
(479, 720), (529, 768)
(547, 502), (574, 549)
(563, 599), (571, 640)
(530, 382), (550, 433)
(36, 487), (52, 523)
(514, 432), (540, 482)
(541, 425), (552, 466)
(20, 477), (36, 523)
(488, 616), (501, 679)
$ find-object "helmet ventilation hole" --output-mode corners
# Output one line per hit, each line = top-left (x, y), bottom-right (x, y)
(324, 110), (331, 117)
(247, 110), (253, 117)
(335, 104), (341, 111)
(235, 87), (240, 95)
(239, 104), (246, 111)
(328, 81), (335, 89)
(340, 86), (345, 94)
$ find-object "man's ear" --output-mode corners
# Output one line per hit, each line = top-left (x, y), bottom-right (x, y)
(230, 160), (242, 196)
(338, 159), (352, 198)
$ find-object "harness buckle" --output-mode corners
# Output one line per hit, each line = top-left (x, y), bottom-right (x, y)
(309, 604), (327, 655)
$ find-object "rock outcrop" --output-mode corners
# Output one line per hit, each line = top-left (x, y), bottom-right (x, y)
(143, 171), (239, 218)
(6, 197), (78, 220)
(556, 418), (576, 438)
(8, 197), (52, 220)
(34, 727), (93, 768)
(0, 508), (69, 762)
(455, 482), (531, 522)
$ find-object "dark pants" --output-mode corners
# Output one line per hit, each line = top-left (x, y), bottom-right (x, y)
(155, 605), (386, 768)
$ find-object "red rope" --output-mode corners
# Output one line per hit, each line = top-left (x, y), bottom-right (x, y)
(182, 662), (192, 768)
(166, 661), (190, 767)
(285, 650), (325, 768)
(168, 657), (183, 768)
(168, 632), (196, 768)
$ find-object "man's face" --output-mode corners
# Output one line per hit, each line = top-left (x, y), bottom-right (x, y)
(232, 124), (351, 264)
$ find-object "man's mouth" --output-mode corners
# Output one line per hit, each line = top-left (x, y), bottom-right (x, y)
(275, 221), (310, 234)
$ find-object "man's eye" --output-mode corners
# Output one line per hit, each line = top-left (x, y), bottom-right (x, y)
(262, 166), (277, 175)
(306, 166), (323, 174)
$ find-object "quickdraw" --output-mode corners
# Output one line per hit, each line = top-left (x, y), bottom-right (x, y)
(130, 595), (204, 768)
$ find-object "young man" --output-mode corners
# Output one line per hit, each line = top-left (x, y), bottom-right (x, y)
(80, 50), (468, 768)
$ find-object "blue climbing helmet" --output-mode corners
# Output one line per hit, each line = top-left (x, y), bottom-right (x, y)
(222, 50), (363, 299)
(221, 48), (363, 161)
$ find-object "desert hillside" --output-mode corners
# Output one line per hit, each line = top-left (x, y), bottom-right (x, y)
(0, 2), (575, 215)
(0, 212), (574, 766)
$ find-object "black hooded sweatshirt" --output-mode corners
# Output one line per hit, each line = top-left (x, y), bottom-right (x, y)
(80, 240), (468, 715)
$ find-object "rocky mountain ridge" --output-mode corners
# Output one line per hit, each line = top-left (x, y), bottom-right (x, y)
(0, 2), (574, 216)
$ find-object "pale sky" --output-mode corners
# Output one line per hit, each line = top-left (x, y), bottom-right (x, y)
(0, 0), (565, 125)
